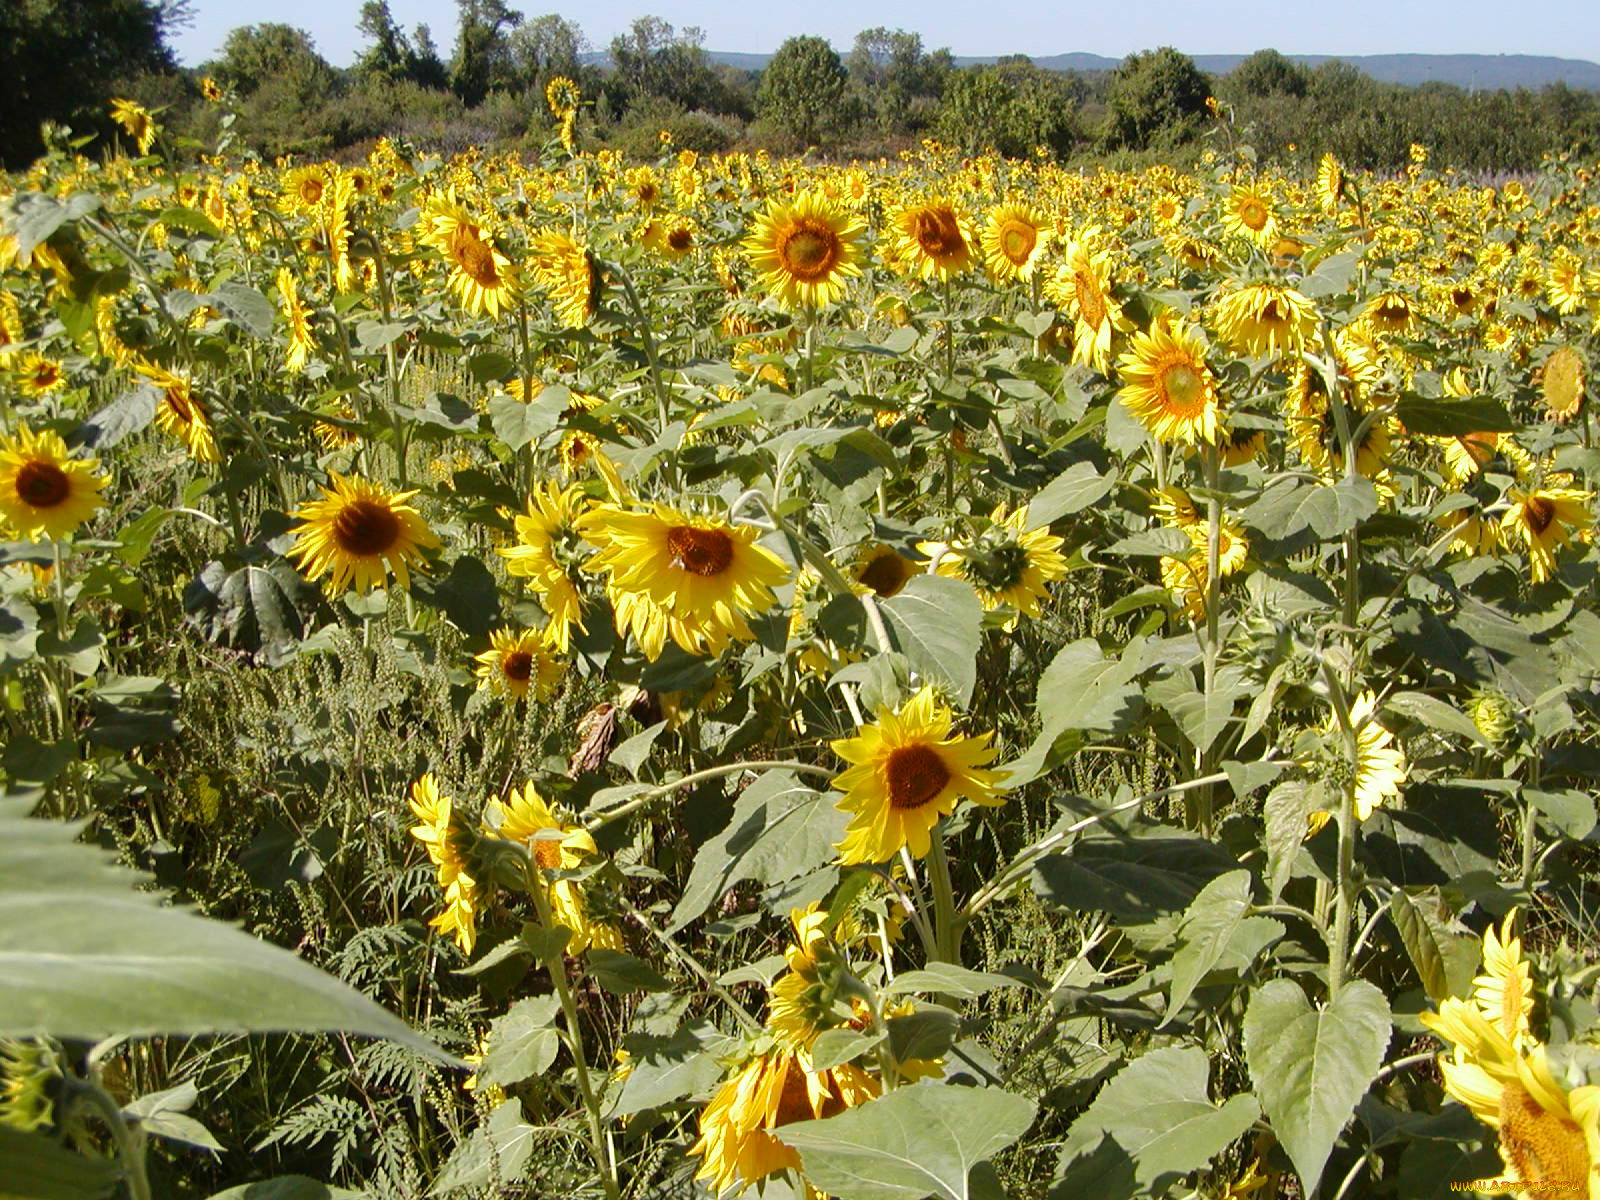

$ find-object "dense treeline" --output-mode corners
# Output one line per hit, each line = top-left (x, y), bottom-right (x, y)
(5, 0), (1600, 170)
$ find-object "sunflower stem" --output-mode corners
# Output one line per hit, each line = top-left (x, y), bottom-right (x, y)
(525, 861), (622, 1200)
(70, 1076), (151, 1200)
(610, 261), (668, 436)
(895, 848), (941, 962)
(1520, 754), (1543, 891)
(620, 895), (762, 1034)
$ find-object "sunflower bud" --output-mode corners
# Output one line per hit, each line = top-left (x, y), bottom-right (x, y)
(1468, 690), (1517, 749)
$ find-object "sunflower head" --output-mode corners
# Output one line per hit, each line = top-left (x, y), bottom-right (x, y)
(474, 627), (566, 700)
(892, 199), (976, 282)
(1542, 346), (1586, 421)
(981, 203), (1052, 282)
(1214, 283), (1318, 359)
(1116, 314), (1221, 445)
(0, 424), (108, 541)
(287, 472), (440, 594)
(743, 189), (866, 311)
(853, 543), (918, 598)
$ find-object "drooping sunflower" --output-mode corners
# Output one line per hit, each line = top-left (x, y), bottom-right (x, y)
(831, 685), (1007, 865)
(689, 1047), (879, 1197)
(1359, 292), (1417, 339)
(1160, 553), (1209, 622)
(922, 502), (1068, 626)
(1317, 153), (1345, 212)
(493, 783), (622, 954)
(765, 906), (841, 1052)
(499, 480), (591, 652)
(980, 203), (1052, 283)
(852, 543), (918, 599)
(742, 189), (867, 311)
(1221, 184), (1277, 247)
(474, 628), (565, 701)
(1548, 248), (1588, 316)
(1043, 232), (1133, 373)
(528, 230), (599, 327)
(1439, 430), (1531, 486)
(0, 424), (108, 541)
(578, 503), (790, 661)
(1337, 691), (1407, 822)
(12, 352), (65, 397)
(0, 292), (23, 360)
(1438, 502), (1503, 557)
(1116, 314), (1221, 445)
(418, 190), (519, 319)
(1473, 909), (1534, 1047)
(1212, 283), (1318, 359)
(1542, 346), (1587, 421)
(407, 774), (482, 955)
(890, 198), (977, 282)
(109, 98), (157, 155)
(276, 267), (315, 372)
(1502, 486), (1592, 584)
(287, 473), (440, 594)
(135, 359), (219, 463)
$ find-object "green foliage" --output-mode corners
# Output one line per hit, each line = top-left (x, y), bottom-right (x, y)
(933, 60), (1082, 159)
(1103, 46), (1211, 151)
(757, 36), (850, 151)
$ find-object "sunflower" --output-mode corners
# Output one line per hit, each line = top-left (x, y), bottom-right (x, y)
(765, 906), (844, 1051)
(417, 193), (518, 319)
(408, 774), (482, 954)
(743, 189), (867, 311)
(1213, 283), (1318, 359)
(109, 98), (156, 154)
(831, 685), (1007, 865)
(1542, 346), (1586, 421)
(474, 628), (565, 701)
(1474, 909), (1534, 1047)
(0, 424), (108, 541)
(1548, 248), (1588, 315)
(922, 502), (1067, 626)
(852, 543), (918, 598)
(1043, 232), (1133, 373)
(499, 481), (591, 651)
(280, 164), (331, 213)
(1161, 553), (1208, 622)
(578, 502), (790, 660)
(1359, 292), (1417, 338)
(287, 473), (440, 594)
(1220, 425), (1267, 466)
(94, 296), (135, 366)
(1116, 314), (1221, 444)
(1317, 153), (1345, 212)
(12, 351), (64, 397)
(1438, 503), (1503, 557)
(980, 203), (1052, 282)
(1337, 691), (1407, 822)
(544, 75), (581, 119)
(277, 267), (315, 371)
(135, 360), (219, 463)
(689, 1047), (879, 1196)
(1439, 430), (1531, 486)
(493, 784), (622, 954)
(1222, 184), (1277, 247)
(1293, 390), (1393, 481)
(0, 292), (23, 360)
(1502, 486), (1592, 584)
(1184, 513), (1250, 577)
(528, 230), (599, 327)
(890, 198), (976, 282)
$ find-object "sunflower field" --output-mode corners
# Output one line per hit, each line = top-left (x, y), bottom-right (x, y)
(5, 88), (1600, 1200)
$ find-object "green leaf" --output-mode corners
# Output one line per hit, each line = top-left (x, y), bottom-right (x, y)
(1149, 667), (1248, 753)
(1244, 978), (1391, 1195)
(811, 1027), (882, 1071)
(157, 206), (222, 238)
(885, 1007), (961, 1063)
(477, 996), (561, 1089)
(1385, 691), (1492, 750)
(586, 948), (672, 994)
(1033, 827), (1237, 925)
(1395, 396), (1518, 437)
(78, 386), (158, 450)
(184, 559), (317, 667)
(0, 1125), (121, 1200)
(1246, 477), (1378, 540)
(781, 1084), (1037, 1200)
(1056, 1045), (1260, 1194)
(1002, 639), (1145, 786)
(1027, 462), (1116, 529)
(409, 556), (498, 640)
(487, 389), (564, 450)
(880, 575), (982, 708)
(432, 1100), (537, 1193)
(669, 771), (846, 931)
(1524, 788), (1597, 839)
(883, 964), (1026, 1000)
(204, 1179), (364, 1200)
(1166, 871), (1281, 1020)
(1264, 780), (1324, 902)
(210, 282), (275, 340)
(608, 721), (667, 779)
(0, 802), (447, 1060)
(614, 1017), (732, 1116)
(1389, 891), (1449, 1003)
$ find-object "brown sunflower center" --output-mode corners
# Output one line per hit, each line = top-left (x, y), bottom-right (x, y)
(298, 179), (325, 206)
(884, 744), (951, 810)
(1074, 270), (1107, 330)
(1238, 199), (1268, 231)
(1160, 362), (1207, 416)
(164, 386), (195, 422)
(502, 651), (535, 683)
(532, 834), (563, 870)
(775, 1061), (816, 1126)
(912, 208), (964, 259)
(636, 181), (658, 205)
(1261, 298), (1290, 327)
(999, 220), (1036, 265)
(1524, 496), (1556, 535)
(857, 550), (910, 598)
(14, 460), (71, 509)
(778, 220), (840, 281)
(332, 499), (402, 557)
(667, 227), (693, 252)
(1497, 1081), (1590, 1197)
(450, 232), (501, 287)
(31, 363), (60, 389)
(666, 525), (734, 577)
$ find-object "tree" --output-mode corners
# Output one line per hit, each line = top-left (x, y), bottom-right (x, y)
(848, 27), (951, 136)
(0, 0), (178, 167)
(1229, 48), (1309, 98)
(450, 0), (522, 107)
(508, 13), (585, 94)
(757, 36), (847, 149)
(355, 1), (416, 82)
(209, 25), (342, 156)
(607, 16), (733, 115)
(1103, 47), (1211, 150)
(933, 60), (1080, 159)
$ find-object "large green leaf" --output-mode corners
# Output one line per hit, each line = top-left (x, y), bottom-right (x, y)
(1002, 638), (1146, 786)
(0, 1126), (121, 1200)
(0, 802), (446, 1059)
(475, 996), (561, 1090)
(613, 1017), (732, 1116)
(205, 1178), (365, 1200)
(880, 575), (982, 708)
(432, 1100), (537, 1193)
(669, 771), (846, 931)
(1166, 870), (1282, 1021)
(1026, 462), (1117, 529)
(781, 1084), (1036, 1200)
(1055, 1045), (1260, 1196)
(1394, 396), (1517, 437)
(1032, 826), (1236, 924)
(1244, 978), (1391, 1194)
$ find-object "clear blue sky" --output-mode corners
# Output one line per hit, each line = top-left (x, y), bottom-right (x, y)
(166, 0), (1600, 70)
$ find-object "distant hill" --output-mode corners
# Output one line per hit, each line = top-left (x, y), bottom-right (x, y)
(674, 50), (1600, 91)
